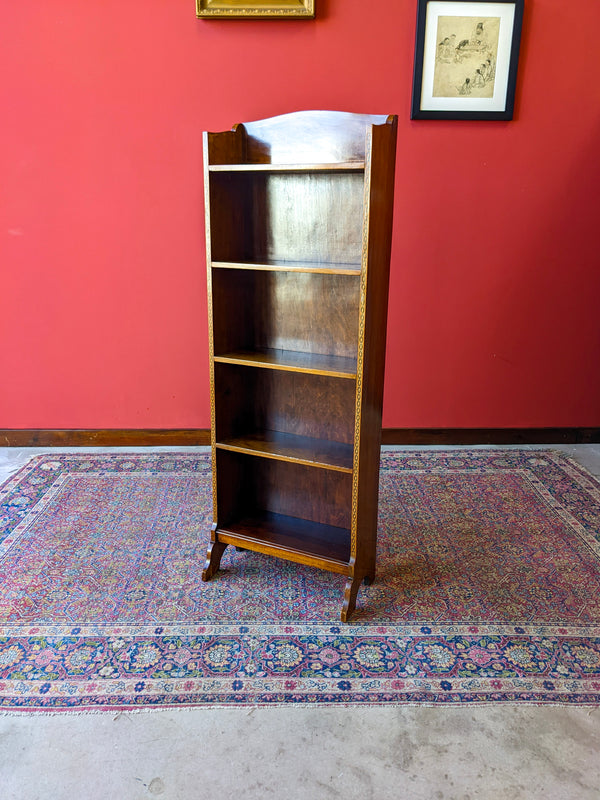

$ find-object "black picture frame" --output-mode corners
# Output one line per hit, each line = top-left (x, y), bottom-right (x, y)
(411, 0), (524, 120)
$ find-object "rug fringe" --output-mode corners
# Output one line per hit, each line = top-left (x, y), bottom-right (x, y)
(1, 699), (599, 717)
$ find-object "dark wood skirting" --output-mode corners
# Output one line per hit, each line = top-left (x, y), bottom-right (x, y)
(381, 428), (600, 445)
(0, 430), (211, 447)
(0, 428), (599, 447)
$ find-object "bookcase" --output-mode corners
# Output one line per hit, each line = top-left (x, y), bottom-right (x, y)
(201, 110), (397, 621)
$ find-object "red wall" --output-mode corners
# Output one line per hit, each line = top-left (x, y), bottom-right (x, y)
(2, 0), (599, 429)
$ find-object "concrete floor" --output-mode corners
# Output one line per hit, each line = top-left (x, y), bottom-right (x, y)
(1, 445), (599, 800)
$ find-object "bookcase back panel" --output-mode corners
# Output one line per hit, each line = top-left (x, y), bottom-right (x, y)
(209, 173), (364, 266)
(257, 173), (363, 265)
(214, 363), (356, 444)
(256, 458), (352, 528)
(216, 449), (352, 530)
(212, 269), (360, 358)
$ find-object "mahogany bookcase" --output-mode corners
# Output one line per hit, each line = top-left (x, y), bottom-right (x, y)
(201, 110), (397, 621)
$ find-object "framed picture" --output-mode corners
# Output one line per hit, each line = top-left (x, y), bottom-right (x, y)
(411, 0), (524, 120)
(196, 0), (315, 18)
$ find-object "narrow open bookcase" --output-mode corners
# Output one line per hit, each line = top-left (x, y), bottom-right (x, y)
(201, 110), (397, 621)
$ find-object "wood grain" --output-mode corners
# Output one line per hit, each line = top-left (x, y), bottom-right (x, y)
(208, 171), (365, 266)
(211, 269), (361, 361)
(213, 364), (356, 444)
(216, 430), (353, 472)
(213, 349), (357, 378)
(217, 511), (351, 574)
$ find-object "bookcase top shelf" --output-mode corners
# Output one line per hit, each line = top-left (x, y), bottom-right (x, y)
(208, 162), (365, 172)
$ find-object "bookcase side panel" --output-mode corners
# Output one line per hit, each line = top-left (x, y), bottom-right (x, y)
(205, 126), (246, 165)
(204, 126), (248, 526)
(208, 172), (257, 263)
(215, 449), (258, 528)
(352, 118), (398, 574)
(211, 269), (258, 355)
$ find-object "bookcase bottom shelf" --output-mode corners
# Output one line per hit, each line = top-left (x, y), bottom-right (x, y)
(201, 512), (375, 621)
(209, 511), (352, 575)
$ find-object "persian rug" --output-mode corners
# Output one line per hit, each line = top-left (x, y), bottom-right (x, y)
(1, 449), (599, 712)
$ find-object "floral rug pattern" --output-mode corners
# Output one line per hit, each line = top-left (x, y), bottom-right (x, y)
(1, 450), (599, 710)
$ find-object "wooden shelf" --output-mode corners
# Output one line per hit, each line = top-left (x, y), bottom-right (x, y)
(209, 162), (365, 173)
(217, 511), (352, 574)
(216, 430), (353, 473)
(211, 260), (361, 276)
(213, 348), (357, 379)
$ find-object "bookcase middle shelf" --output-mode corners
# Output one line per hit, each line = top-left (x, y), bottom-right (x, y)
(215, 430), (354, 473)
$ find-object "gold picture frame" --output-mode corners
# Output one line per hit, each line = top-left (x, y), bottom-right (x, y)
(197, 0), (315, 18)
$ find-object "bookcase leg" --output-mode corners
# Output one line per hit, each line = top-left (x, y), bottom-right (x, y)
(201, 540), (228, 581)
(340, 576), (355, 622)
(341, 576), (360, 622)
(341, 572), (374, 622)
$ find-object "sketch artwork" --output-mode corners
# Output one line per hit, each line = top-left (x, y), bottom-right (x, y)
(433, 15), (500, 98)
